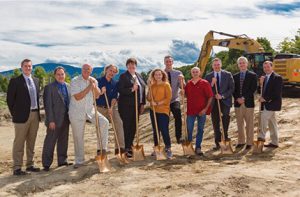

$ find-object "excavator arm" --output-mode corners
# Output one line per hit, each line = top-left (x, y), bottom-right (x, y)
(197, 30), (265, 73)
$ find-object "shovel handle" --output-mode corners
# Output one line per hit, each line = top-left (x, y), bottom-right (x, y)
(93, 90), (104, 154)
(104, 92), (122, 154)
(134, 79), (140, 145)
(213, 82), (226, 141)
(180, 80), (189, 141)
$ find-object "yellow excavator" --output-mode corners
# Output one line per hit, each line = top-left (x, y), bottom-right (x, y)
(197, 30), (300, 86)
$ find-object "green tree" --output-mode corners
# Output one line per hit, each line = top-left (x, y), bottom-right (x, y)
(33, 66), (47, 90)
(257, 37), (275, 54)
(12, 68), (21, 78)
(0, 74), (9, 92)
(277, 29), (300, 54)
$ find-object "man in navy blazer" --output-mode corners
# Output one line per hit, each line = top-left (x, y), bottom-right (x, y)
(258, 61), (283, 148)
(233, 57), (257, 150)
(7, 59), (41, 175)
(205, 58), (235, 150)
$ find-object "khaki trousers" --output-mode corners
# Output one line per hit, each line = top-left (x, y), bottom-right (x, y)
(258, 109), (279, 145)
(13, 111), (39, 170)
(97, 106), (125, 149)
(234, 104), (254, 145)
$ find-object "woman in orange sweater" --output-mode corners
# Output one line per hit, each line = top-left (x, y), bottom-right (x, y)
(147, 68), (172, 158)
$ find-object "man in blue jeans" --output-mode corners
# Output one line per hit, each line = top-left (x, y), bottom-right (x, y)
(184, 67), (213, 155)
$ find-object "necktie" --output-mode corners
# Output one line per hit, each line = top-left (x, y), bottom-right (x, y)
(58, 83), (69, 109)
(263, 76), (269, 93)
(216, 72), (220, 92)
(240, 72), (245, 96)
(167, 72), (172, 84)
(27, 78), (37, 109)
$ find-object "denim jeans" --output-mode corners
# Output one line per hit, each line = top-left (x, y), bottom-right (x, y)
(150, 110), (171, 149)
(187, 114), (206, 149)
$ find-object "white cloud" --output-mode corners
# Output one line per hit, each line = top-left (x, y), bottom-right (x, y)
(0, 0), (299, 71)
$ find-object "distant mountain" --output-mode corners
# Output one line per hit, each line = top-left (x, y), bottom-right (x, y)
(0, 63), (126, 79)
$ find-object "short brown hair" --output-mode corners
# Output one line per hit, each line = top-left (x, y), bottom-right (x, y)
(21, 59), (32, 66)
(126, 58), (137, 66)
(164, 55), (173, 61)
(149, 68), (168, 83)
(263, 60), (273, 67)
(54, 66), (65, 75)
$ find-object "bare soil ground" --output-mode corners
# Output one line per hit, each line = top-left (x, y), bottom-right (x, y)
(0, 97), (299, 197)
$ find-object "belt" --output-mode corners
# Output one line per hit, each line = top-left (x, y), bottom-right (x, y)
(31, 109), (38, 112)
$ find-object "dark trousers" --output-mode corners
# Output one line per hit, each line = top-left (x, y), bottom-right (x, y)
(119, 104), (138, 151)
(170, 101), (182, 141)
(42, 118), (69, 167)
(150, 110), (171, 149)
(211, 100), (230, 146)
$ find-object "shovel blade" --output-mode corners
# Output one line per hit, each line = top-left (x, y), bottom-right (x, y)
(252, 140), (264, 154)
(95, 154), (111, 173)
(132, 144), (145, 161)
(121, 153), (130, 164)
(219, 140), (234, 155)
(182, 141), (196, 156)
(116, 154), (126, 165)
(154, 146), (167, 160)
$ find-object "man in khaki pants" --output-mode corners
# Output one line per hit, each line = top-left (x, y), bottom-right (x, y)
(96, 64), (125, 154)
(7, 59), (41, 175)
(233, 57), (258, 150)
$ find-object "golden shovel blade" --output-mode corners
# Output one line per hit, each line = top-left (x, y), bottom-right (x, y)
(252, 140), (264, 154)
(219, 140), (234, 155)
(95, 154), (111, 173)
(154, 145), (167, 160)
(132, 144), (145, 161)
(121, 153), (130, 164)
(116, 154), (126, 165)
(182, 140), (196, 156)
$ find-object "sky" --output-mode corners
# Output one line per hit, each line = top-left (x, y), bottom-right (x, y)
(0, 0), (299, 72)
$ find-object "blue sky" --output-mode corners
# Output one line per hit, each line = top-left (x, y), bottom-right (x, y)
(0, 0), (299, 71)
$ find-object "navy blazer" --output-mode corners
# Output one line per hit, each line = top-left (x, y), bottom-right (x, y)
(233, 70), (257, 108)
(205, 70), (235, 107)
(261, 72), (283, 111)
(7, 74), (40, 123)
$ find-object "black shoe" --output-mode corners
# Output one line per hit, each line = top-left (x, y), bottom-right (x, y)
(212, 146), (220, 151)
(257, 137), (265, 142)
(225, 138), (231, 142)
(58, 162), (73, 167)
(235, 144), (245, 149)
(26, 166), (40, 172)
(264, 143), (278, 148)
(43, 166), (50, 171)
(245, 145), (252, 150)
(126, 152), (132, 158)
(97, 149), (107, 156)
(176, 138), (182, 144)
(13, 169), (28, 176)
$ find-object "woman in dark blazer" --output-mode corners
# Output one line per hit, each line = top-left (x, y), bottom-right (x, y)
(118, 58), (146, 157)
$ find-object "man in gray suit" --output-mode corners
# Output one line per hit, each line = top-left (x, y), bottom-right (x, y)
(205, 58), (235, 150)
(42, 66), (72, 171)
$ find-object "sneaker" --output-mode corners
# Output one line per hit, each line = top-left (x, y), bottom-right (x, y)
(195, 148), (203, 156)
(166, 149), (173, 159)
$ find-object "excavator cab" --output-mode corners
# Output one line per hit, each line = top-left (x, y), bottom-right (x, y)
(245, 52), (273, 77)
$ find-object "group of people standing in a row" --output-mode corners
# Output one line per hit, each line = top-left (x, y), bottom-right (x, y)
(6, 55), (283, 176)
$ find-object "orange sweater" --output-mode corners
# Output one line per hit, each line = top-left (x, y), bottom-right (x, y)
(147, 82), (172, 115)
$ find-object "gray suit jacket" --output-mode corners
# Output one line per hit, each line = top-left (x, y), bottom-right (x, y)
(205, 70), (235, 107)
(43, 81), (70, 128)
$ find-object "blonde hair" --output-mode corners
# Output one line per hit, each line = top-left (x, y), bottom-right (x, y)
(104, 64), (119, 74)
